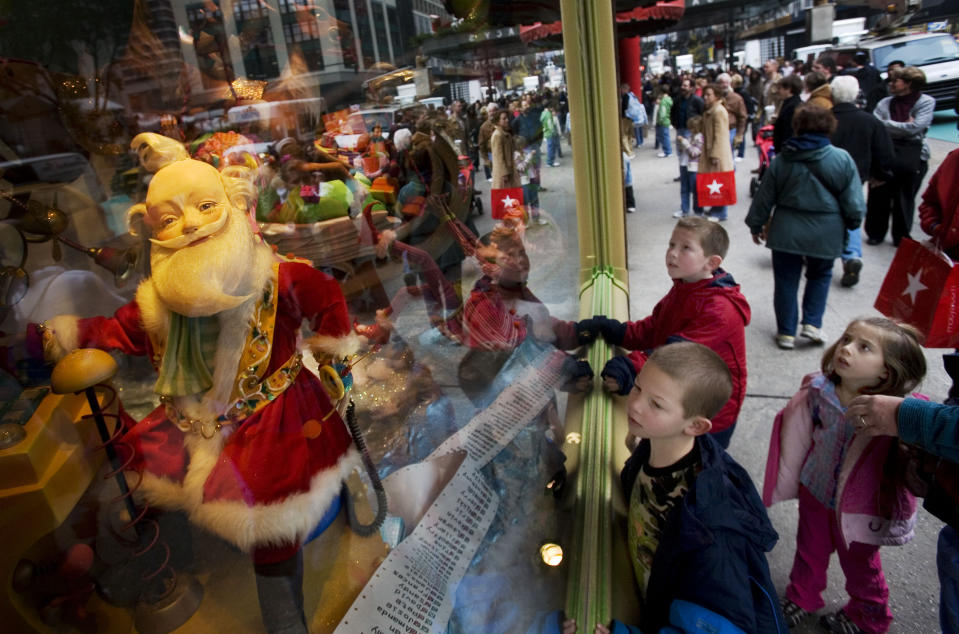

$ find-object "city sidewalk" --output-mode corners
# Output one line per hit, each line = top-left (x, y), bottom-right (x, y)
(623, 130), (957, 633)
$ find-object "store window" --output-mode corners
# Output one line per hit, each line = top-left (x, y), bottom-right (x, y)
(280, 0), (326, 73)
(0, 2), (590, 633)
(233, 0), (279, 80)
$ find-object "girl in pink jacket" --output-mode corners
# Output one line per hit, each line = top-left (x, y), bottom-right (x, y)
(763, 317), (926, 634)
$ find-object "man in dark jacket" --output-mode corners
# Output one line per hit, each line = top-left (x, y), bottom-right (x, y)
(669, 78), (705, 180)
(670, 77), (705, 137)
(851, 51), (882, 103)
(865, 59), (905, 113)
(773, 74), (804, 154)
(830, 75), (894, 287)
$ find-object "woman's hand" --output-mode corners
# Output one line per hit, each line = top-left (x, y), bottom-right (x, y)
(845, 394), (903, 437)
(751, 230), (766, 245)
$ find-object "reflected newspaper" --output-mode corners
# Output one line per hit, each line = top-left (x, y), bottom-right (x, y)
(334, 348), (569, 633)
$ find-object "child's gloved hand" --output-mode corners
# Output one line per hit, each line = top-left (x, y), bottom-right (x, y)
(574, 318), (600, 344)
(601, 356), (636, 396)
(575, 316), (627, 346)
(560, 356), (594, 393)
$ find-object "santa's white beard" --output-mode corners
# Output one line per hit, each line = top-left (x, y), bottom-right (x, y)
(150, 209), (258, 317)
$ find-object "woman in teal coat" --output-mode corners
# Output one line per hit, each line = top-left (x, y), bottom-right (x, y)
(745, 104), (864, 350)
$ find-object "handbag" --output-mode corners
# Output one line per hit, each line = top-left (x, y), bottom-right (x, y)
(874, 238), (959, 348)
(696, 171), (737, 206)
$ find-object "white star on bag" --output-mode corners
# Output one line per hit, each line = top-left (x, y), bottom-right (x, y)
(901, 269), (928, 304)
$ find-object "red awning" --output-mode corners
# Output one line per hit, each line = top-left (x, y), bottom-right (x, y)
(519, 0), (685, 44)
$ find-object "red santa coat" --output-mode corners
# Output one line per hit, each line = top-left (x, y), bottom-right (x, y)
(47, 260), (360, 561)
(621, 269), (750, 433)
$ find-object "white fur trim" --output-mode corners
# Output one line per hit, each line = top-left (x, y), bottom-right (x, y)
(44, 315), (80, 361)
(308, 331), (365, 360)
(132, 443), (359, 551)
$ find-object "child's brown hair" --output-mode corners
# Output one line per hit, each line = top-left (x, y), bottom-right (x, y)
(821, 317), (926, 396)
(674, 216), (729, 259)
(647, 342), (732, 420)
(687, 115), (703, 135)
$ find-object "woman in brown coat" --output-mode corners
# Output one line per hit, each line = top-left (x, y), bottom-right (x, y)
(701, 84), (734, 221)
(490, 111), (520, 189)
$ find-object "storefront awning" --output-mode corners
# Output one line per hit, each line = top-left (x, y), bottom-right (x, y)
(518, 0), (686, 44)
(442, 0), (669, 28)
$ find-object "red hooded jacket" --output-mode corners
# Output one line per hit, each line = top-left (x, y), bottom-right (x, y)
(622, 269), (751, 433)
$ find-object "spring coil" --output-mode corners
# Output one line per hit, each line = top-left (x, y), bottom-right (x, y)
(84, 384), (175, 599)
(343, 398), (388, 537)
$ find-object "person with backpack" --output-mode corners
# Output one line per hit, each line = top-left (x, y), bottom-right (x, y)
(654, 88), (674, 158)
(621, 83), (647, 148)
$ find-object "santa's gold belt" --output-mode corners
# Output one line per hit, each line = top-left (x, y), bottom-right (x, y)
(162, 353), (303, 438)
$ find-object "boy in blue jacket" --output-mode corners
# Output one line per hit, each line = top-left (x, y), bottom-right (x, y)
(564, 342), (785, 634)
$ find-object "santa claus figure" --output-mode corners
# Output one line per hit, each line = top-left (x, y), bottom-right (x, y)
(30, 133), (364, 632)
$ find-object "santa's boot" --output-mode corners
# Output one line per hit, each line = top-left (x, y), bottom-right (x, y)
(253, 550), (307, 634)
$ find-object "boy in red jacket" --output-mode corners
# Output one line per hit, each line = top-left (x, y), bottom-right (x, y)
(578, 217), (750, 447)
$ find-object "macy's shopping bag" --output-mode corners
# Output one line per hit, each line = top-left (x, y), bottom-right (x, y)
(696, 171), (737, 207)
(490, 187), (524, 220)
(874, 238), (959, 348)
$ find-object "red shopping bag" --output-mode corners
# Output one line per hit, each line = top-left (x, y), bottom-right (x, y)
(696, 171), (737, 206)
(874, 238), (959, 348)
(490, 187), (524, 220)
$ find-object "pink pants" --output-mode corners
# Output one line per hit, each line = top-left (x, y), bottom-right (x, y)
(786, 485), (894, 633)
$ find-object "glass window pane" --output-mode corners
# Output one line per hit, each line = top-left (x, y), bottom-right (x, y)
(0, 2), (584, 633)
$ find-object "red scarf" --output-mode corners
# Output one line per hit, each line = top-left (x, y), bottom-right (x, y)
(889, 90), (921, 122)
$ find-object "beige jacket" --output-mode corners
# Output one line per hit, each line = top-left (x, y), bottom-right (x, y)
(490, 127), (519, 188)
(701, 101), (734, 174)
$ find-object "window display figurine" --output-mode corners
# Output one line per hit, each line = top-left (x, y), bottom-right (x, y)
(28, 134), (366, 633)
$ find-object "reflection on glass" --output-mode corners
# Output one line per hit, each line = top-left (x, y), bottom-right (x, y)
(0, 2), (579, 631)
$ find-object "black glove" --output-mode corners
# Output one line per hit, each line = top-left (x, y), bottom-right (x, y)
(601, 356), (636, 396)
(575, 316), (627, 346)
(560, 356), (594, 393)
(575, 318), (600, 344)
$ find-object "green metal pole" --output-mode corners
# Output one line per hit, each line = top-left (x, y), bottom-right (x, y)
(560, 0), (632, 629)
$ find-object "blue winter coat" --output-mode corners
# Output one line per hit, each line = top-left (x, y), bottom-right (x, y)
(745, 134), (864, 260)
(618, 434), (786, 634)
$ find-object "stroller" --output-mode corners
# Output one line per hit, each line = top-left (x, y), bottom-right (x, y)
(749, 124), (775, 198)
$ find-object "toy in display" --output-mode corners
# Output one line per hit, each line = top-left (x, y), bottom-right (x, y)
(28, 133), (378, 633)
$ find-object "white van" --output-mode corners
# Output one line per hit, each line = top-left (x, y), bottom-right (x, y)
(226, 97), (326, 141)
(826, 32), (959, 110)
